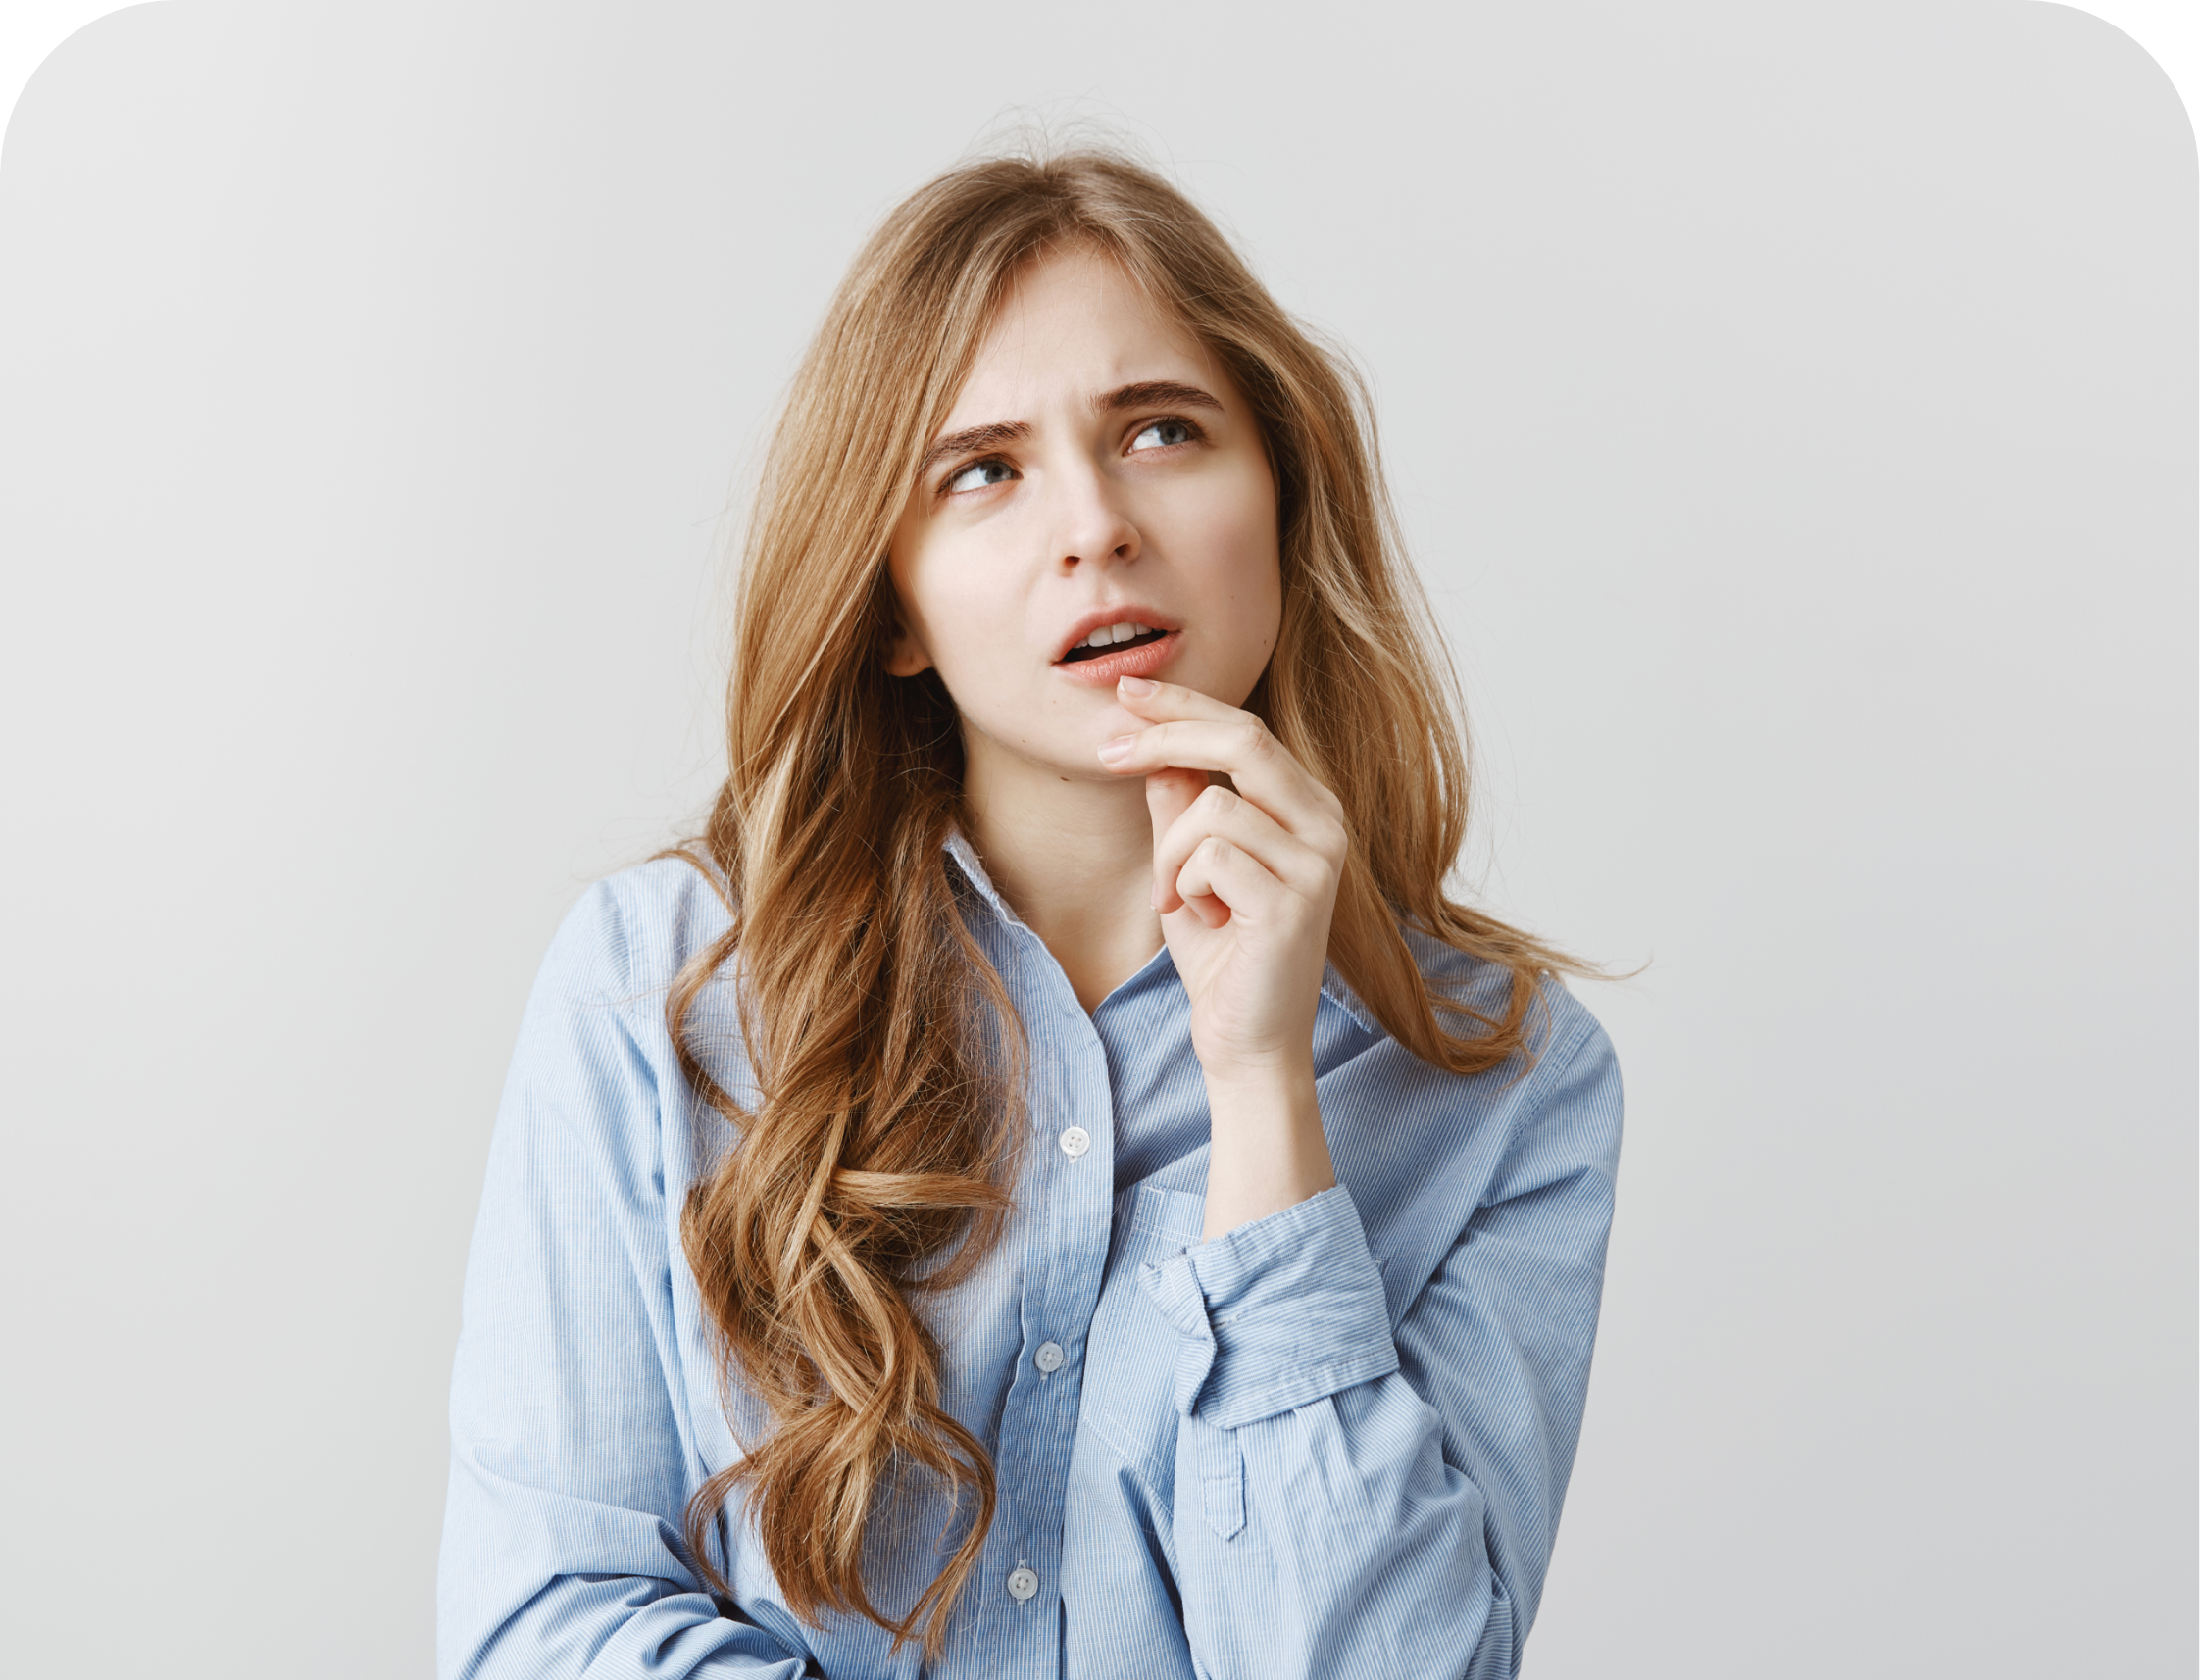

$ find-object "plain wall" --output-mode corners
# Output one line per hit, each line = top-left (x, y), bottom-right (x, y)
(0, 2), (2191, 1674)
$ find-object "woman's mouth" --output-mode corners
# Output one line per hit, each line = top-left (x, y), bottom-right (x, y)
(1051, 623), (1181, 686)
(1059, 620), (1171, 664)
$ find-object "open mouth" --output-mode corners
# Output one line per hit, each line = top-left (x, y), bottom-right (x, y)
(1059, 624), (1171, 664)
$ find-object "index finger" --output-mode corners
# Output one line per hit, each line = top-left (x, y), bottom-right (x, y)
(1100, 690), (1336, 839)
(1111, 675), (1249, 727)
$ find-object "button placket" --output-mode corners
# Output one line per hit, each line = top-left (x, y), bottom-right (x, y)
(986, 1037), (1101, 1643)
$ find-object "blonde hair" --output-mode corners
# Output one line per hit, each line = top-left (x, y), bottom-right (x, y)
(664, 144), (1580, 1653)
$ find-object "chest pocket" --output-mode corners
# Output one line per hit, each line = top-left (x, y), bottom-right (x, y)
(1079, 1185), (1209, 1493)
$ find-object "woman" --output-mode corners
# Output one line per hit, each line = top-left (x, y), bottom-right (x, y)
(439, 147), (1622, 1680)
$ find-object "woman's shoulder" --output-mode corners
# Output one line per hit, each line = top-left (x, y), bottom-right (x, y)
(1394, 918), (1613, 1080)
(516, 854), (754, 1124)
(532, 852), (737, 1007)
(1382, 920), (1622, 1216)
(1324, 922), (1620, 1291)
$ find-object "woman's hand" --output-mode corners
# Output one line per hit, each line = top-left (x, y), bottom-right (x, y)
(1097, 675), (1348, 1237)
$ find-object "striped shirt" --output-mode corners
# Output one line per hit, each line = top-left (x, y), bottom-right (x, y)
(438, 837), (1623, 1679)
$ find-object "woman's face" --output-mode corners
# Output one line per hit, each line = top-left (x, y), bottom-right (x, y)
(885, 244), (1282, 785)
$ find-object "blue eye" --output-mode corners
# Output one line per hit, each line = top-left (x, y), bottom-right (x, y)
(1130, 418), (1198, 452)
(945, 458), (1016, 494)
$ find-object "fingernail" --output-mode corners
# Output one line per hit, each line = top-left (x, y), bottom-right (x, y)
(1097, 735), (1135, 766)
(1118, 675), (1158, 697)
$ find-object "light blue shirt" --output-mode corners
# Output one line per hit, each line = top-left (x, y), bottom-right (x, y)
(438, 838), (1622, 1679)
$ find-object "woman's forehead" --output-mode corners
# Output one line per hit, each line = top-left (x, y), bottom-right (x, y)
(945, 248), (1226, 427)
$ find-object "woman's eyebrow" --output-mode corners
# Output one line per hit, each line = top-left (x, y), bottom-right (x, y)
(918, 420), (1031, 477)
(917, 383), (1220, 478)
(1093, 379), (1223, 415)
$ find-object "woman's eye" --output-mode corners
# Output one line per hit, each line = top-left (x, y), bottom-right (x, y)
(944, 458), (1016, 495)
(1128, 418), (1199, 453)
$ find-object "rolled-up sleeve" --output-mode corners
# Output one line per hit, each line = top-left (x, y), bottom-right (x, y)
(1135, 1013), (1624, 1680)
(1137, 1187), (1398, 1428)
(437, 883), (810, 1680)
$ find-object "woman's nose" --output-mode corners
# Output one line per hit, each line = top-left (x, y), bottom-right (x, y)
(1048, 459), (1140, 572)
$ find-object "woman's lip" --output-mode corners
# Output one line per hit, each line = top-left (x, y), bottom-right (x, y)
(1053, 608), (1181, 662)
(1051, 630), (1180, 687)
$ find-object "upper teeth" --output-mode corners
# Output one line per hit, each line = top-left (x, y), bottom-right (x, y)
(1086, 621), (1151, 648)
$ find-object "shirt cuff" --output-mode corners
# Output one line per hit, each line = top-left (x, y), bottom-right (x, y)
(1136, 1184), (1399, 1430)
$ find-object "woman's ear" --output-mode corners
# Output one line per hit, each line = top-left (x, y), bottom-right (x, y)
(881, 608), (933, 678)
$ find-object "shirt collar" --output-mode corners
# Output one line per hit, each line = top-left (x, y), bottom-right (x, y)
(1316, 962), (1380, 1034)
(943, 826), (1022, 925)
(943, 828), (1381, 1035)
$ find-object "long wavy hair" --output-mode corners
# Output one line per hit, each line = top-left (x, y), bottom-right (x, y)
(663, 144), (1582, 1653)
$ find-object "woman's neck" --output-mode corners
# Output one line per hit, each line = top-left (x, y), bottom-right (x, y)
(960, 732), (1164, 1014)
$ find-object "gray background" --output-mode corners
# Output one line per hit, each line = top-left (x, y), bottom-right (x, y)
(1, 2), (2191, 1674)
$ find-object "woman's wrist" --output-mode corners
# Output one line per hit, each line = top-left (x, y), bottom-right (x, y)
(1199, 1055), (1335, 1242)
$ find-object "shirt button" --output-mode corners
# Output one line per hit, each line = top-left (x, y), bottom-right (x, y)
(1034, 1341), (1066, 1373)
(1059, 1126), (1091, 1159)
(1006, 1566), (1039, 1602)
